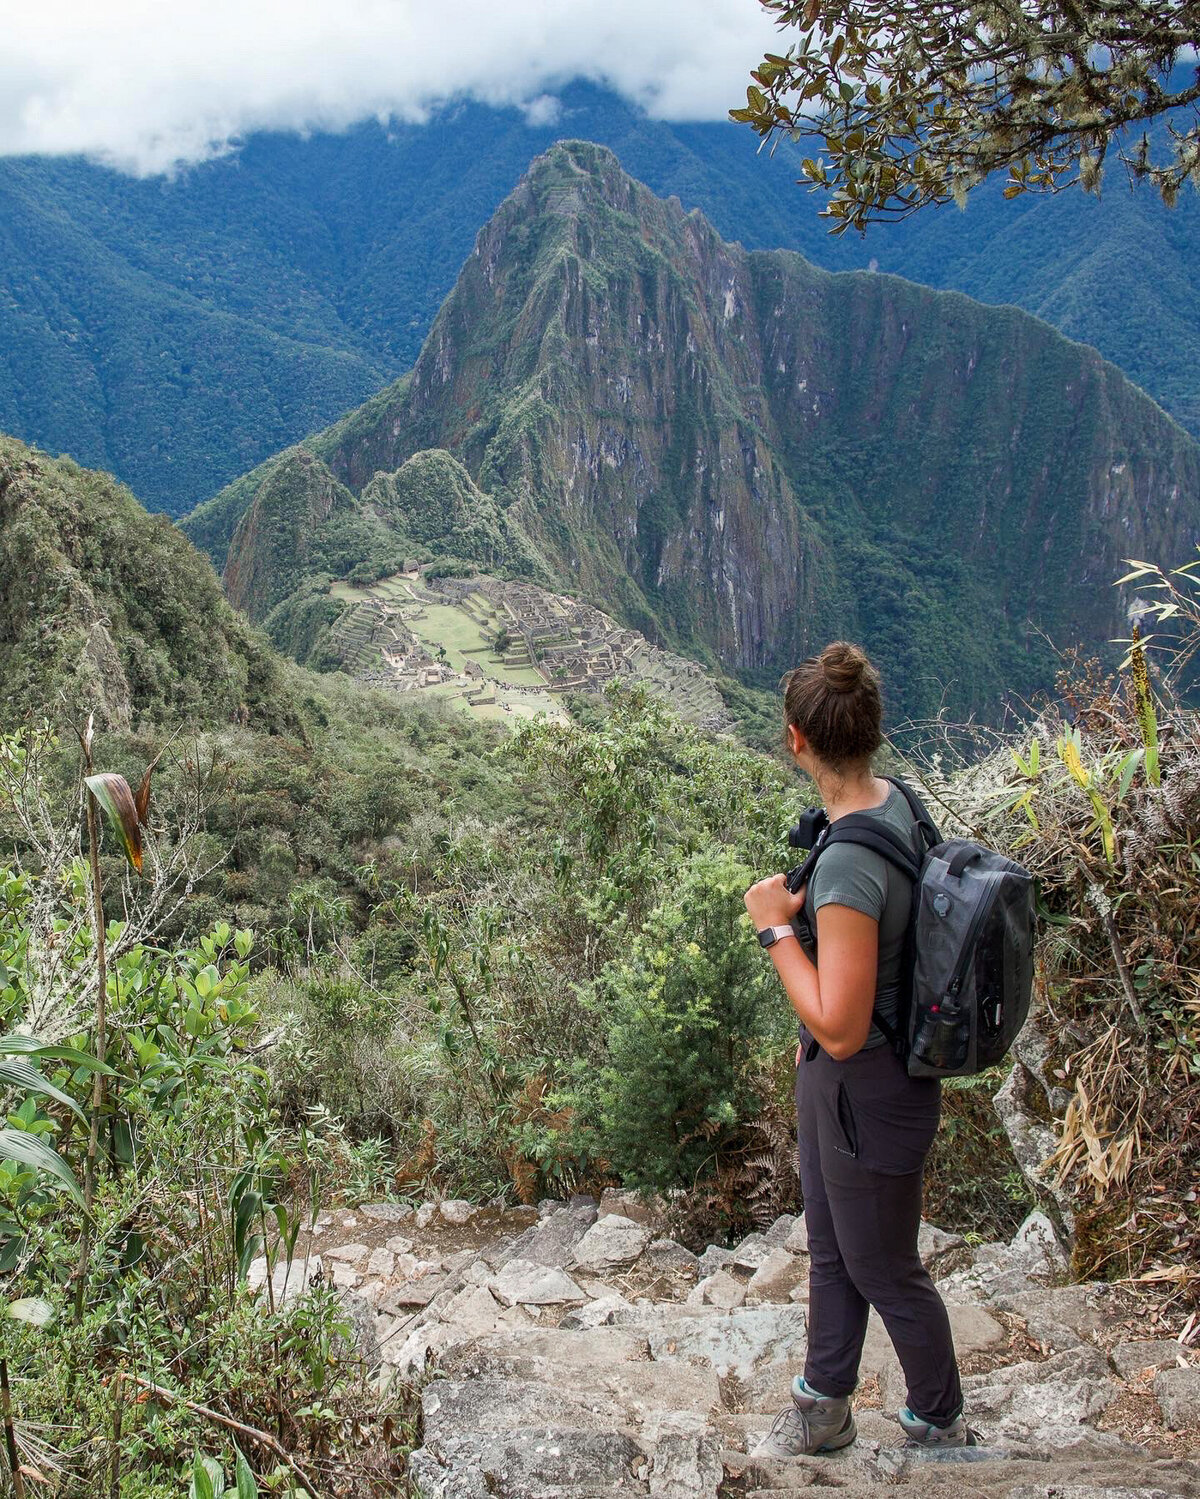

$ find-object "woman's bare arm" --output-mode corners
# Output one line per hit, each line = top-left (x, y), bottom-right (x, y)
(743, 872), (878, 1060)
(768, 904), (878, 1060)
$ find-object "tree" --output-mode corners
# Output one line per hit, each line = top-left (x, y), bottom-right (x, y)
(731, 0), (1200, 232)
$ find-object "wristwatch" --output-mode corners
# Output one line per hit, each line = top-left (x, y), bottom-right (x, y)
(757, 924), (797, 949)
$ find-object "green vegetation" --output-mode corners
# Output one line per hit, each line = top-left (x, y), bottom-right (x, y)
(0, 438), (291, 732)
(734, 4), (1200, 226)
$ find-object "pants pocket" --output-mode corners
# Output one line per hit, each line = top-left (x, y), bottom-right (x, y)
(834, 1081), (858, 1158)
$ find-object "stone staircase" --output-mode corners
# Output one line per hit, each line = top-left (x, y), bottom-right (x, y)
(282, 1197), (1200, 1499)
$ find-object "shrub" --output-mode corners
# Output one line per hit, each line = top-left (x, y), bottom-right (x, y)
(569, 853), (791, 1192)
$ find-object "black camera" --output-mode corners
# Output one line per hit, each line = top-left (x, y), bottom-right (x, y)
(784, 806), (829, 895)
(788, 807), (829, 852)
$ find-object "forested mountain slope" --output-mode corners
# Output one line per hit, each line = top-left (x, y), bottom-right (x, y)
(187, 142), (1200, 724)
(2, 83), (1198, 516)
(0, 434), (291, 729)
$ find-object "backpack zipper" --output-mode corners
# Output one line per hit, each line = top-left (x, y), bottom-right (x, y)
(942, 868), (1001, 1004)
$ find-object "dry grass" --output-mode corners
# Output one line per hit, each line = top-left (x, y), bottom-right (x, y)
(913, 656), (1200, 1290)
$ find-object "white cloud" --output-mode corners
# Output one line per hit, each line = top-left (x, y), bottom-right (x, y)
(0, 0), (782, 175)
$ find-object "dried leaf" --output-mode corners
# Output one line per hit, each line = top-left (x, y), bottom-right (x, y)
(85, 772), (143, 873)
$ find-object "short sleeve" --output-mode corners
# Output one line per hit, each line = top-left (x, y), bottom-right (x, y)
(809, 844), (887, 922)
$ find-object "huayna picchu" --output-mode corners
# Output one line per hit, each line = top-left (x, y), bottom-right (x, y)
(185, 140), (1200, 723)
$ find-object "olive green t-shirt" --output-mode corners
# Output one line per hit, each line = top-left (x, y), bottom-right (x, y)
(805, 782), (921, 1051)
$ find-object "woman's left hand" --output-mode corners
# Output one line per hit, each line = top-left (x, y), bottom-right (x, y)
(743, 873), (806, 929)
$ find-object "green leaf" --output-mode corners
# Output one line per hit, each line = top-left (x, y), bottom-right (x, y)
(0, 1059), (86, 1122)
(0, 1036), (116, 1075)
(189, 1456), (218, 1499)
(235, 1452), (258, 1499)
(0, 1129), (83, 1205)
(7, 1296), (55, 1328)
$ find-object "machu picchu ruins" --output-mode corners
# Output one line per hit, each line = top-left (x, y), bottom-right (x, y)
(327, 569), (732, 730)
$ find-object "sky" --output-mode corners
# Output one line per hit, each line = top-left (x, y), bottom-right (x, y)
(0, 0), (782, 175)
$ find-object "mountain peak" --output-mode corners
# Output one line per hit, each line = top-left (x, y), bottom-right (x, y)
(193, 149), (1200, 720)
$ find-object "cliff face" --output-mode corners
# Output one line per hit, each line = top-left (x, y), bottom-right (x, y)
(192, 141), (1200, 717)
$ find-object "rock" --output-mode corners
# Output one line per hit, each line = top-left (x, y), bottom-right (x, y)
(559, 1290), (633, 1329)
(494, 1201), (598, 1271)
(1009, 1210), (1070, 1280)
(438, 1284), (529, 1335)
(995, 1284), (1111, 1350)
(380, 1275), (447, 1310)
(323, 1242), (370, 1264)
(781, 1215), (808, 1255)
(385, 1234), (414, 1254)
(648, 1304), (807, 1380)
(994, 1021), (1077, 1231)
(935, 1241), (1036, 1302)
(1154, 1365), (1200, 1429)
(536, 1197), (563, 1217)
(247, 1252), (322, 1308)
(365, 1247), (394, 1278)
(763, 1214), (797, 1247)
(687, 1269), (746, 1310)
(962, 1345), (1117, 1436)
(410, 1426), (647, 1499)
(1007, 1488), (1188, 1499)
(455, 1326), (722, 1420)
(359, 1201), (412, 1223)
(1111, 1339), (1189, 1380)
(414, 1202), (437, 1229)
(333, 1287), (381, 1375)
(643, 1238), (700, 1277)
(439, 1199), (477, 1225)
(571, 1213), (653, 1271)
(696, 1245), (734, 1277)
(330, 1264), (359, 1289)
(918, 1221), (966, 1262)
(729, 1232), (771, 1271)
(598, 1186), (663, 1227)
(745, 1247), (806, 1305)
(421, 1375), (625, 1441)
(490, 1258), (585, 1307)
(647, 1430), (723, 1496)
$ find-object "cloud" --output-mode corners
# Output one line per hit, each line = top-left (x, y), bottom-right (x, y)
(0, 0), (782, 175)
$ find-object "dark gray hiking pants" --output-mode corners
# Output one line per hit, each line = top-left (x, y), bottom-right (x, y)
(795, 1032), (964, 1425)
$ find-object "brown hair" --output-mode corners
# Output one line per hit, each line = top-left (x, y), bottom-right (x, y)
(782, 641), (882, 768)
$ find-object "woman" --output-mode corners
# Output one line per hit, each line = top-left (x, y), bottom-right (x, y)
(743, 641), (973, 1456)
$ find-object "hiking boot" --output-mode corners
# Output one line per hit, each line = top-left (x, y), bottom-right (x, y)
(753, 1376), (856, 1458)
(897, 1406), (978, 1447)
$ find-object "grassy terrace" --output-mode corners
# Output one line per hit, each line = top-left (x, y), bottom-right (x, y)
(330, 575), (566, 721)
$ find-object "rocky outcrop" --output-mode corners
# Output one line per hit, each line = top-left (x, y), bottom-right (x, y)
(288, 1197), (1199, 1498)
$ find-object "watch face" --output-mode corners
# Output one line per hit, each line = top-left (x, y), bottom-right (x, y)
(758, 928), (776, 947)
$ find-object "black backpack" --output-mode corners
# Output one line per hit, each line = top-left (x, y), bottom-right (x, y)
(791, 777), (1035, 1078)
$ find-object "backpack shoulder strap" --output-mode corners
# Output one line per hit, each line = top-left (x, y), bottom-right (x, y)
(823, 816), (922, 883)
(882, 774), (941, 848)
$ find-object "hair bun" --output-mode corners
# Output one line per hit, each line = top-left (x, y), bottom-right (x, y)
(820, 641), (867, 693)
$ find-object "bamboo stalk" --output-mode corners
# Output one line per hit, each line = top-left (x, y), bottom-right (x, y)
(120, 1374), (320, 1497)
(73, 715), (110, 1324)
(0, 1358), (25, 1499)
